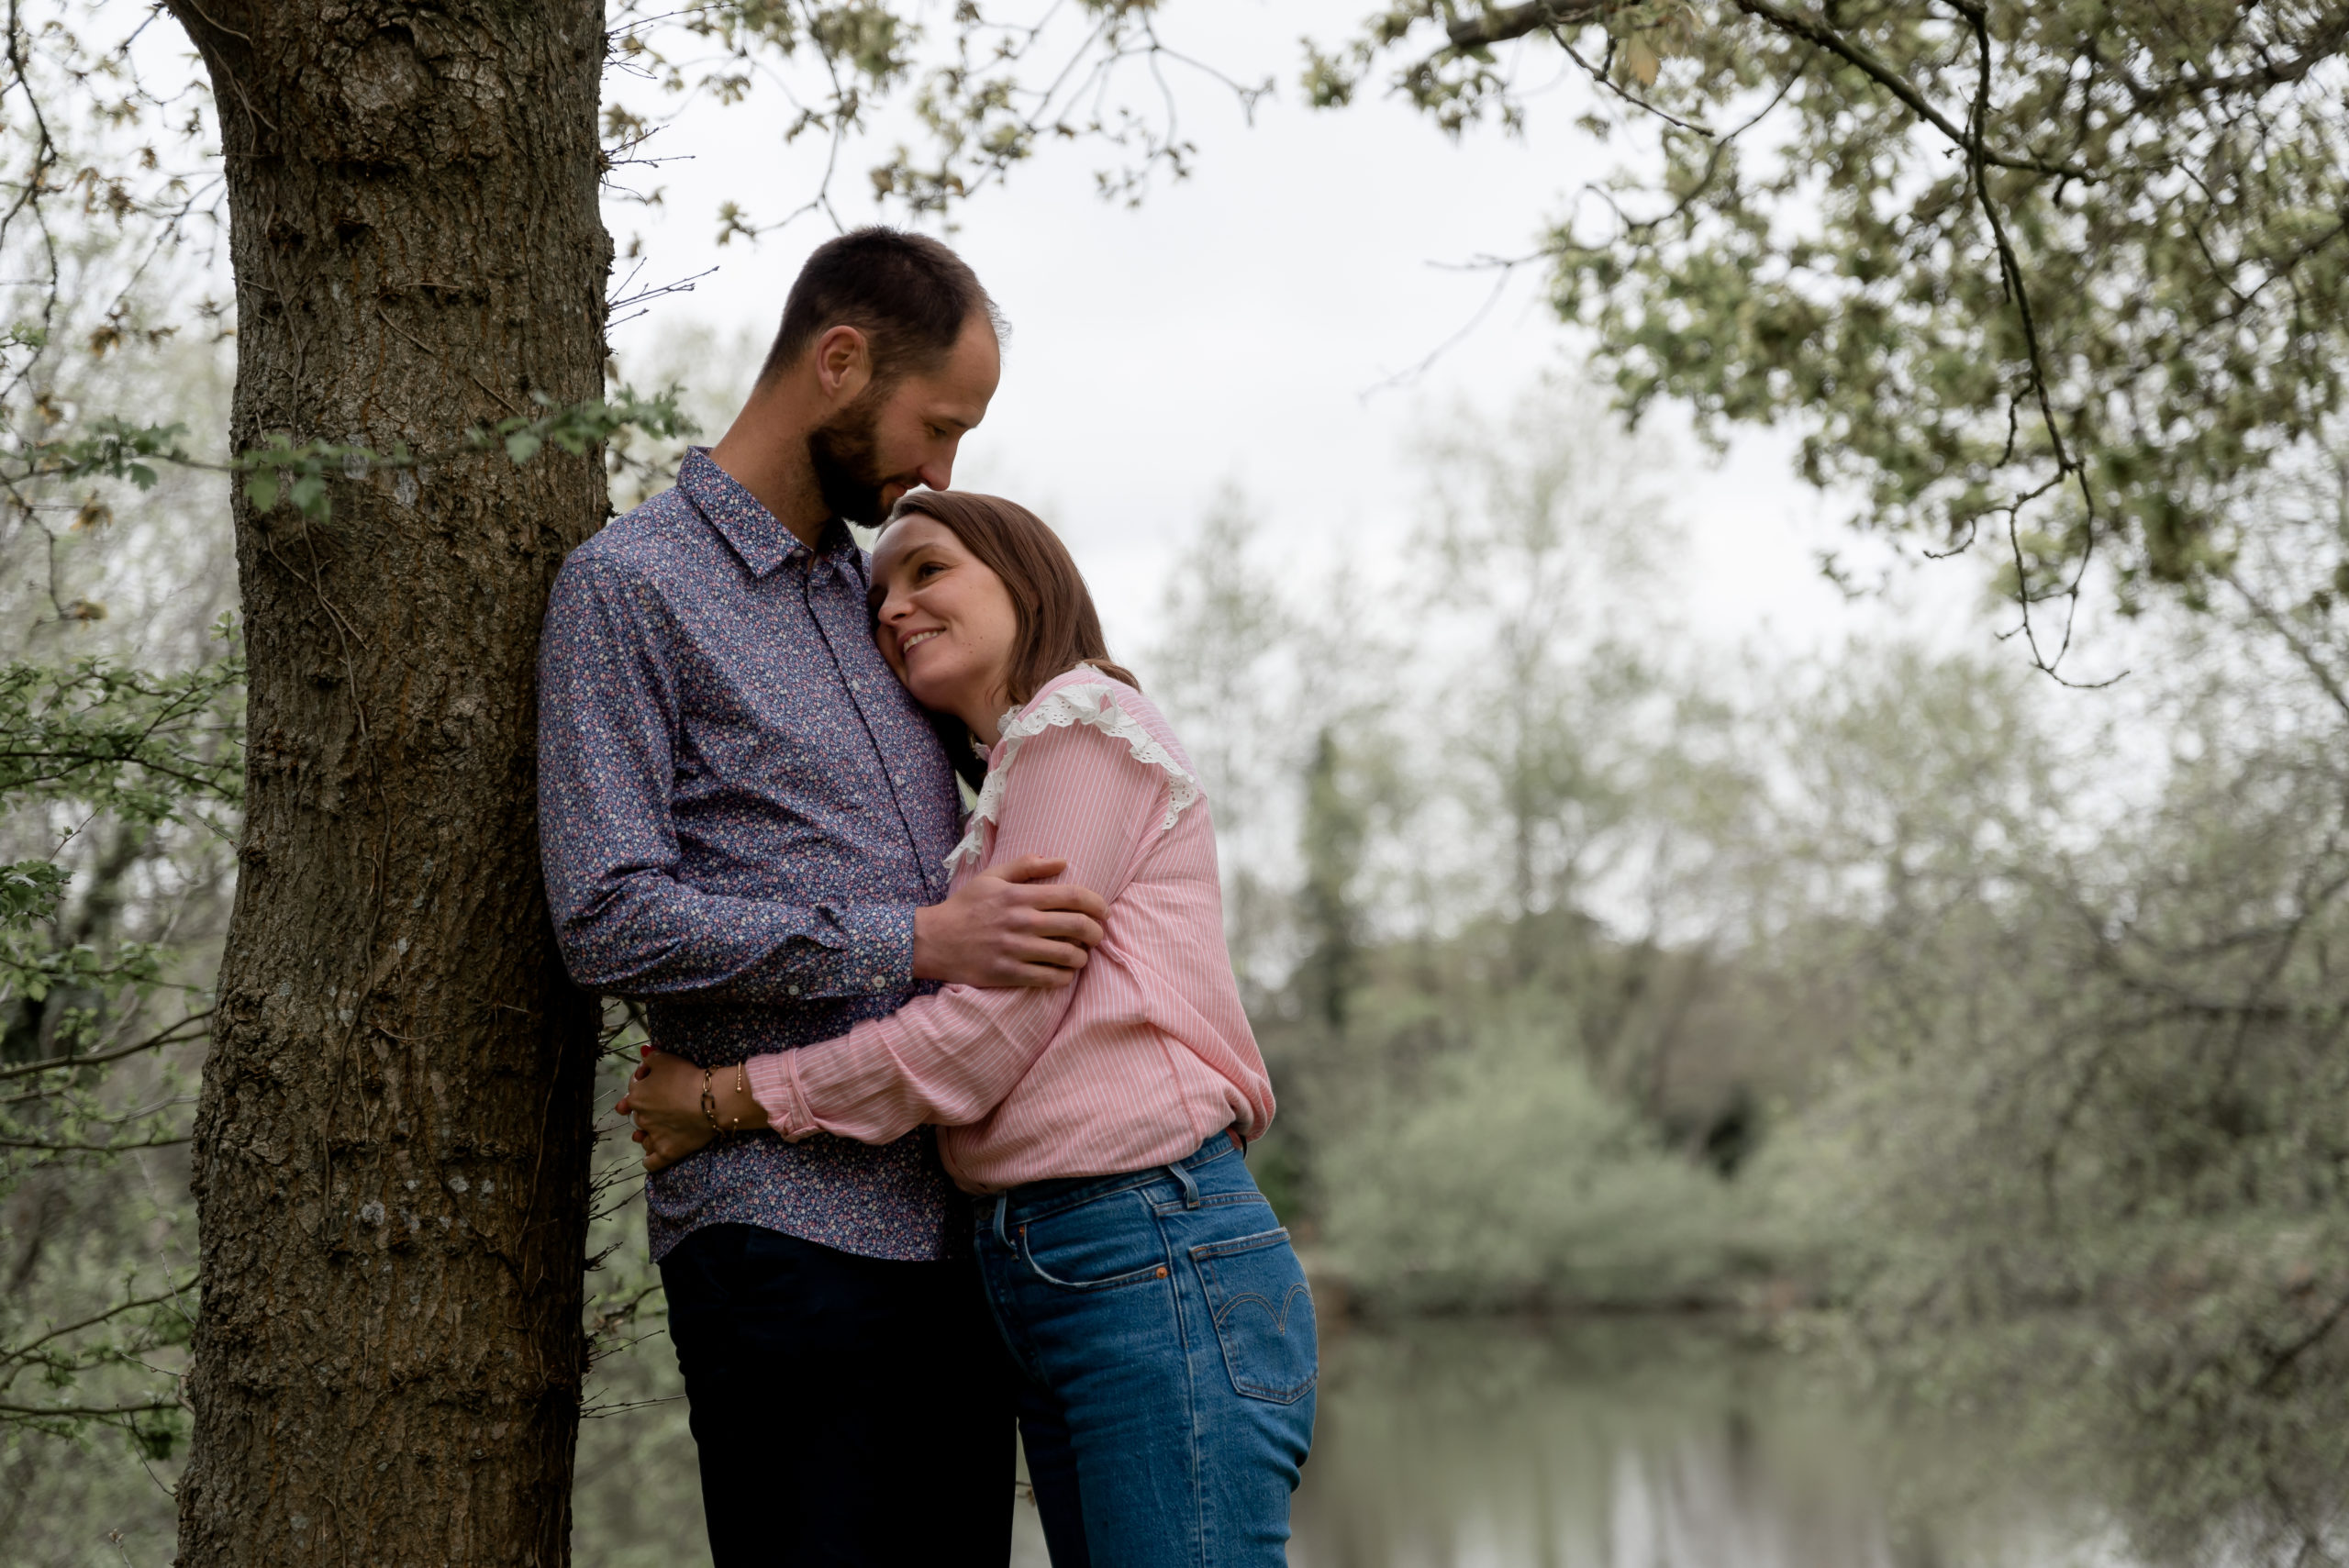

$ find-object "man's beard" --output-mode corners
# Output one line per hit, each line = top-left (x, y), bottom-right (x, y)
(807, 389), (914, 526)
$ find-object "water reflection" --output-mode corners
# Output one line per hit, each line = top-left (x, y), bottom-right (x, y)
(1011, 1317), (2137, 1568)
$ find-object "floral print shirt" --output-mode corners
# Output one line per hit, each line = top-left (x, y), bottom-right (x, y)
(537, 447), (963, 1262)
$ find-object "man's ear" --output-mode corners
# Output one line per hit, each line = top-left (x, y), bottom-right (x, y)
(813, 324), (872, 402)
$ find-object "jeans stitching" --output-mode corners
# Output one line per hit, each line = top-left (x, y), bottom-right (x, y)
(987, 1138), (1241, 1228)
(1155, 1203), (1210, 1568)
(1150, 1191), (1269, 1218)
(1190, 1227), (1292, 1262)
(1190, 1229), (1317, 1407)
(973, 1223), (1051, 1386)
(1015, 1192), (1167, 1291)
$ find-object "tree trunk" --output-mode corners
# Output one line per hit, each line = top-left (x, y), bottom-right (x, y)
(162, 6), (609, 1563)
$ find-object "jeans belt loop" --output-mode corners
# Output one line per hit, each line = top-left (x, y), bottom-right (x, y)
(992, 1190), (1011, 1250)
(1167, 1158), (1201, 1209)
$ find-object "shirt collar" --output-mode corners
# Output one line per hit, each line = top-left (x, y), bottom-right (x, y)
(677, 446), (851, 578)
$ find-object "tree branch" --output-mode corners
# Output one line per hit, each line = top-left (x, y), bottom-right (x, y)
(0, 1397), (179, 1419)
(0, 1280), (194, 1369)
(1443, 0), (1617, 50)
(2221, 568), (2349, 726)
(0, 1009), (214, 1083)
(1729, 0), (2095, 180)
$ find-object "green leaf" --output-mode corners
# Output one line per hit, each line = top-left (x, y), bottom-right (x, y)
(245, 471), (279, 513)
(0, 861), (70, 929)
(287, 473), (328, 519)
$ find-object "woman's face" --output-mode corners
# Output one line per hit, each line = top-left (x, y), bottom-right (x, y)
(870, 515), (1019, 741)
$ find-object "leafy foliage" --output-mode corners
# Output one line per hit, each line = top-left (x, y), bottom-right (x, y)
(0, 641), (243, 828)
(1312, 0), (2349, 666)
(474, 386), (699, 468)
(0, 643), (238, 1462)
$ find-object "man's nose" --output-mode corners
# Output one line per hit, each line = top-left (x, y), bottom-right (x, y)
(918, 439), (960, 493)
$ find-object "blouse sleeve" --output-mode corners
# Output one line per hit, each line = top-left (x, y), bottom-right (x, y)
(744, 713), (1172, 1143)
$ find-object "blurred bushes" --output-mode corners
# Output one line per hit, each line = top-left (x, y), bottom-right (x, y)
(1313, 1001), (1784, 1312)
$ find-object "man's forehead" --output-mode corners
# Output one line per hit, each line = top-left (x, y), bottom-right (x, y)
(940, 317), (1000, 387)
(911, 367), (995, 428)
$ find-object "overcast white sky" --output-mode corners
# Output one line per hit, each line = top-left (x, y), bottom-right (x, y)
(602, 1), (1992, 670)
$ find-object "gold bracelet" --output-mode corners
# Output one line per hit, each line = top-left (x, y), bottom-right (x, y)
(699, 1068), (718, 1133)
(730, 1062), (748, 1131)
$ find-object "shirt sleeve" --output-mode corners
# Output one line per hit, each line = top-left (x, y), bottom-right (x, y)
(536, 553), (914, 1003)
(744, 716), (1168, 1140)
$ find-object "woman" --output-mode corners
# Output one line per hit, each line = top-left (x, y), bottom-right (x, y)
(618, 490), (1316, 1568)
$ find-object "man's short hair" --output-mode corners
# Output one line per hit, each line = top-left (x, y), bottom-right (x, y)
(760, 228), (999, 387)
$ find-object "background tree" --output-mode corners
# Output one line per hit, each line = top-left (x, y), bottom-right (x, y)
(1303, 1), (2349, 668)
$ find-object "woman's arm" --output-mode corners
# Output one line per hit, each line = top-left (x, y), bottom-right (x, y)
(753, 716), (1168, 1144)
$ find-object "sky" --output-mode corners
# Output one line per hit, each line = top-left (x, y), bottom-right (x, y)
(602, 1), (1994, 671)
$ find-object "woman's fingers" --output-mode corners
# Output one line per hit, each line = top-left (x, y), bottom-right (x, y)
(616, 1049), (715, 1176)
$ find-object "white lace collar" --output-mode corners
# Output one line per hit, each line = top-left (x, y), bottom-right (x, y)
(944, 671), (1204, 875)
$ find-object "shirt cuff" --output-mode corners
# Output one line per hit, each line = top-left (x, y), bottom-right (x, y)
(745, 1051), (818, 1140)
(818, 901), (916, 999)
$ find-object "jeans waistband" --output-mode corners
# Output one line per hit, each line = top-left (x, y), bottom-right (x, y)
(982, 1129), (1242, 1236)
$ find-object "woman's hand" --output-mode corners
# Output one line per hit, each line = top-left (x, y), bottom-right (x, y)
(616, 1047), (718, 1173)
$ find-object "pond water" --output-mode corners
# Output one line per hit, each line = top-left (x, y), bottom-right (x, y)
(1005, 1316), (2137, 1568)
(572, 1308), (2154, 1568)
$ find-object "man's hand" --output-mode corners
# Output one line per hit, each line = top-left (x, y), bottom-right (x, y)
(913, 854), (1106, 989)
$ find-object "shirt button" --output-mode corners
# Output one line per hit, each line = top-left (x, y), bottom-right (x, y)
(871, 973), (887, 990)
(786, 984), (800, 997)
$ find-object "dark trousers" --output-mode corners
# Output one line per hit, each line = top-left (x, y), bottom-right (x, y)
(660, 1223), (1016, 1567)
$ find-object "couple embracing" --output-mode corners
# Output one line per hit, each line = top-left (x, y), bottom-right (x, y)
(537, 228), (1315, 1566)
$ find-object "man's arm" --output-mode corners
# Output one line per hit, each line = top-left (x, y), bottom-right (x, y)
(537, 555), (1101, 1003)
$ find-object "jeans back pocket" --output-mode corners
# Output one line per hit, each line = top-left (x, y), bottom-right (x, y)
(1189, 1229), (1318, 1404)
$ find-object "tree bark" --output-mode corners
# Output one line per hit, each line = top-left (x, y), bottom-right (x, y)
(161, 6), (609, 1563)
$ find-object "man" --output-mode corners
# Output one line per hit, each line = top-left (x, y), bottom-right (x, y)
(537, 228), (1104, 1564)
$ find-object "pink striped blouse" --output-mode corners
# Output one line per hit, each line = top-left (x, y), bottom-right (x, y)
(744, 667), (1275, 1194)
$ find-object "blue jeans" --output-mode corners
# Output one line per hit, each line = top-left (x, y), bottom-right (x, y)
(974, 1133), (1318, 1568)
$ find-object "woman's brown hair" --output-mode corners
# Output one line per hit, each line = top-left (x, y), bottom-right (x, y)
(878, 490), (1139, 785)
